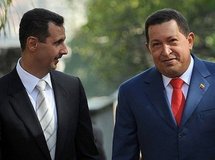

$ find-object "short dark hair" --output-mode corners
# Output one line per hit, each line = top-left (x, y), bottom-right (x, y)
(19, 8), (64, 51)
(144, 8), (190, 44)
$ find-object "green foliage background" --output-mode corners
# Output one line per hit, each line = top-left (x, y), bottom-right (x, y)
(0, 0), (13, 35)
(2, 0), (215, 97)
(65, 0), (215, 97)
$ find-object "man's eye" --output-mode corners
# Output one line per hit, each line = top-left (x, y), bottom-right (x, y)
(169, 39), (178, 45)
(55, 41), (61, 45)
(151, 43), (161, 48)
(170, 39), (177, 43)
(54, 40), (64, 46)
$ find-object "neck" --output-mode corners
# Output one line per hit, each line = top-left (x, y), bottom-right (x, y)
(20, 57), (48, 79)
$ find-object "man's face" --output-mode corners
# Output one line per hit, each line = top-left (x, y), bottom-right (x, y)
(36, 22), (68, 72)
(146, 20), (194, 78)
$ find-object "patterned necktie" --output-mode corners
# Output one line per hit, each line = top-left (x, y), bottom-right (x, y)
(36, 80), (56, 160)
(170, 78), (185, 125)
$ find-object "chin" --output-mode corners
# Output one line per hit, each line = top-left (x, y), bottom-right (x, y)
(162, 69), (182, 78)
(50, 64), (57, 71)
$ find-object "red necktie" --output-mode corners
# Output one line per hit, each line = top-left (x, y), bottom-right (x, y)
(170, 78), (185, 125)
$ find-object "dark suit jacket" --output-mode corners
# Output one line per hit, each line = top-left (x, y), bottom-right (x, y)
(113, 55), (215, 160)
(0, 68), (99, 160)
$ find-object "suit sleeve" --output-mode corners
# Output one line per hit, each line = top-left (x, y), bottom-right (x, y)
(112, 86), (140, 160)
(0, 82), (6, 160)
(75, 78), (100, 160)
(0, 115), (2, 160)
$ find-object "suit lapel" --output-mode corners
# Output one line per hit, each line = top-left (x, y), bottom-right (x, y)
(144, 68), (176, 129)
(8, 69), (51, 159)
(180, 56), (210, 127)
(51, 72), (74, 160)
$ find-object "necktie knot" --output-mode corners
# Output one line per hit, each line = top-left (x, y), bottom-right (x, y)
(37, 80), (46, 91)
(170, 78), (184, 89)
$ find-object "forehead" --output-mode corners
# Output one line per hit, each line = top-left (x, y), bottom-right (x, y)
(148, 20), (180, 41)
(47, 22), (65, 40)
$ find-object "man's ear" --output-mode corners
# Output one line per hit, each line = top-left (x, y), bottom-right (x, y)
(145, 42), (149, 50)
(26, 36), (38, 51)
(145, 42), (151, 54)
(187, 32), (195, 50)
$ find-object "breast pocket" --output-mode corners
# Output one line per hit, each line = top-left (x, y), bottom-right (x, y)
(195, 107), (215, 148)
(198, 107), (215, 132)
(199, 107), (215, 119)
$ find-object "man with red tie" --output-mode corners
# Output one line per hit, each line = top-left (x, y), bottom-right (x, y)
(113, 8), (215, 160)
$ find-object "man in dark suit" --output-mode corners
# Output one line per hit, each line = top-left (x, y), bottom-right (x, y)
(0, 8), (99, 160)
(112, 8), (215, 160)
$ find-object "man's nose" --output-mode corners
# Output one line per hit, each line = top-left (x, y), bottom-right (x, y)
(161, 44), (172, 56)
(60, 43), (68, 55)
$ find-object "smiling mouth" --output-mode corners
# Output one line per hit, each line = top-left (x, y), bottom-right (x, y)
(54, 55), (62, 61)
(54, 57), (60, 64)
(163, 57), (177, 61)
(162, 58), (177, 65)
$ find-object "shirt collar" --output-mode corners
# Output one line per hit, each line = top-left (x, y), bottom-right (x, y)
(162, 56), (194, 87)
(16, 58), (53, 93)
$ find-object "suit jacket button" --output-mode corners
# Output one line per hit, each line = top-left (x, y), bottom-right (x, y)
(178, 133), (184, 138)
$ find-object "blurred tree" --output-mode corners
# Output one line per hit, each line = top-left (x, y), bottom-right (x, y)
(0, 0), (19, 77)
(0, 47), (20, 76)
(0, 0), (13, 35)
(67, 0), (215, 96)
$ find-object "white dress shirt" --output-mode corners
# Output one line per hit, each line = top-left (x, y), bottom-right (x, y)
(16, 58), (57, 129)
